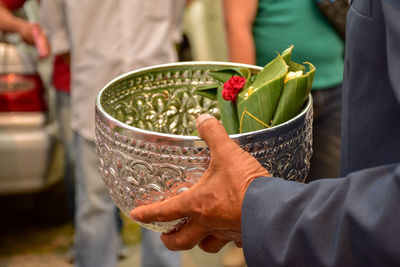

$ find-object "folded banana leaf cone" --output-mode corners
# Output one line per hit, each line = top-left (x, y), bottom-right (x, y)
(196, 45), (316, 134)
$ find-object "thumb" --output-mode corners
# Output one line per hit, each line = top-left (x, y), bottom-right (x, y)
(196, 114), (233, 153)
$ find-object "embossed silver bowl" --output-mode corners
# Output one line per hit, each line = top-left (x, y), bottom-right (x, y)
(95, 61), (313, 233)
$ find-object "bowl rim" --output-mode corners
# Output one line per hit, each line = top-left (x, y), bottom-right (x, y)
(96, 61), (312, 141)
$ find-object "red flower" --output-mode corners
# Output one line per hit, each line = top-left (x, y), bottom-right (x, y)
(222, 76), (246, 103)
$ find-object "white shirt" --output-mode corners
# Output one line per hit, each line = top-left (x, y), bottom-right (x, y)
(41, 0), (185, 140)
(40, 0), (69, 55)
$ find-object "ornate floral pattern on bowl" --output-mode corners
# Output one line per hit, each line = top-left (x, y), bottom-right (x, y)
(95, 62), (313, 233)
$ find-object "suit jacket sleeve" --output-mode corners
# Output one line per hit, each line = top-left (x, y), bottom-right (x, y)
(242, 164), (400, 267)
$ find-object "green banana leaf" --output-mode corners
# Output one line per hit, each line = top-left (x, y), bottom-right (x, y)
(237, 55), (288, 133)
(282, 45), (306, 72)
(281, 45), (294, 63)
(239, 68), (253, 89)
(194, 67), (247, 134)
(207, 67), (244, 83)
(288, 61), (306, 72)
(282, 45), (307, 73)
(194, 84), (218, 100)
(237, 74), (286, 132)
(249, 54), (288, 88)
(305, 62), (316, 91)
(271, 62), (316, 126)
(193, 45), (316, 135)
(217, 85), (240, 134)
(237, 55), (288, 104)
(194, 67), (248, 100)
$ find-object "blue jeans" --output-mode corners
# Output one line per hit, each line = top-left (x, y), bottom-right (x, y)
(73, 133), (181, 267)
(141, 228), (181, 267)
(56, 90), (75, 220)
(74, 133), (119, 267)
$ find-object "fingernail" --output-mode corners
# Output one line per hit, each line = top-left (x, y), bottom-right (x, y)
(196, 114), (214, 128)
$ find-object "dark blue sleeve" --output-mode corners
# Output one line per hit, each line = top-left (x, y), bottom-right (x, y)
(242, 164), (400, 267)
(382, 0), (400, 103)
(340, 0), (400, 175)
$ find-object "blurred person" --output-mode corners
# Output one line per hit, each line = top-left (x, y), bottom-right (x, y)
(38, 3), (77, 263)
(0, 0), (74, 227)
(223, 0), (344, 181)
(39, 4), (74, 222)
(40, 5), (129, 261)
(0, 0), (49, 57)
(40, 0), (185, 267)
(130, 0), (400, 266)
(1, 0), (74, 261)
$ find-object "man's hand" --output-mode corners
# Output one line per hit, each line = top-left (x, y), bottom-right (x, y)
(130, 114), (270, 253)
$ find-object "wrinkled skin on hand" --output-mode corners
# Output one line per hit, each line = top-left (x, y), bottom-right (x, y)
(130, 114), (270, 253)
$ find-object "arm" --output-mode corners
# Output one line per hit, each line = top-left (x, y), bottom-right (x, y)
(0, 2), (34, 44)
(0, 2), (49, 57)
(382, 0), (400, 103)
(131, 114), (400, 266)
(223, 0), (258, 64)
(243, 165), (400, 266)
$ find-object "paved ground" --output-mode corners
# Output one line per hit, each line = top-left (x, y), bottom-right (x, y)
(0, 182), (246, 267)
(0, 244), (232, 267)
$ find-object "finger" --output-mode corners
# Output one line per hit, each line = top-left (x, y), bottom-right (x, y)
(198, 235), (229, 253)
(160, 220), (208, 251)
(32, 25), (50, 58)
(130, 191), (191, 223)
(196, 114), (233, 153)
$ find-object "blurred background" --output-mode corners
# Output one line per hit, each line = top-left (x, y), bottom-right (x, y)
(0, 0), (232, 266)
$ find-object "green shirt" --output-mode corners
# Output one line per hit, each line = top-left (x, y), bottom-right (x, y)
(253, 0), (344, 89)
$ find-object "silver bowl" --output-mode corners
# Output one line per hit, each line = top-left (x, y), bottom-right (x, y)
(95, 61), (313, 233)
